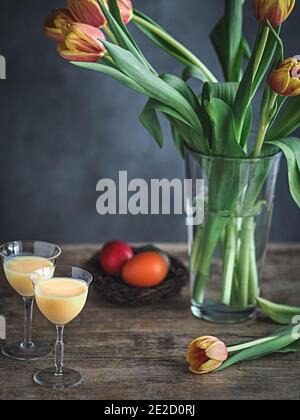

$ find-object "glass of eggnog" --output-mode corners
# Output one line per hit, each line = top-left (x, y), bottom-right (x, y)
(0, 241), (61, 360)
(32, 265), (93, 390)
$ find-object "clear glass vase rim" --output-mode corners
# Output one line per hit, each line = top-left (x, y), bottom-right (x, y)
(185, 145), (282, 163)
(0, 240), (62, 261)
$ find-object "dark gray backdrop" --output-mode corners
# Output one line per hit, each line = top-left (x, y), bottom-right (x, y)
(0, 0), (299, 244)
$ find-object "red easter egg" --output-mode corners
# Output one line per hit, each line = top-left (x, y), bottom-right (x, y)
(99, 241), (134, 276)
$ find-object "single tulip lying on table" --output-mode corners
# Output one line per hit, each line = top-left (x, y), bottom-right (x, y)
(45, 1), (300, 313)
(187, 324), (300, 374)
(187, 292), (300, 374)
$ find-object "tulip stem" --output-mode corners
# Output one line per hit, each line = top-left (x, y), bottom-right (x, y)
(132, 14), (218, 83)
(227, 324), (296, 354)
(228, 336), (276, 353)
(103, 27), (118, 44)
(253, 26), (270, 81)
(221, 220), (237, 306)
(253, 91), (278, 156)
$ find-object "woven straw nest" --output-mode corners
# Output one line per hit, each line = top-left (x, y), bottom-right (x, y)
(85, 250), (189, 306)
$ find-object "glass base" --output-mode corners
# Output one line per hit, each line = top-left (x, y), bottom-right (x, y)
(34, 368), (83, 390)
(191, 300), (257, 324)
(2, 340), (52, 361)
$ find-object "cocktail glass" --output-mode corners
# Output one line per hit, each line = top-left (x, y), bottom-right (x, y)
(32, 265), (93, 390)
(0, 240), (61, 360)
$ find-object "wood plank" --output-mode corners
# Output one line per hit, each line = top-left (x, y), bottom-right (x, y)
(0, 244), (299, 400)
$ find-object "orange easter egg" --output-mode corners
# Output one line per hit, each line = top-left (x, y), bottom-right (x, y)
(122, 252), (169, 288)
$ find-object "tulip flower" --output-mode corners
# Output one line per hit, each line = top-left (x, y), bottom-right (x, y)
(254, 0), (295, 28)
(68, 0), (107, 28)
(186, 336), (228, 374)
(58, 23), (107, 62)
(45, 9), (75, 42)
(269, 56), (300, 96)
(117, 0), (133, 25)
(68, 0), (133, 28)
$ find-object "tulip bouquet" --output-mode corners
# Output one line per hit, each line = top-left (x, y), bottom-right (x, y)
(45, 1), (300, 320)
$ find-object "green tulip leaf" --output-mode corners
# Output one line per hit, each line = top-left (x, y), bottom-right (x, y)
(202, 81), (239, 108)
(171, 124), (185, 158)
(132, 10), (193, 68)
(103, 41), (203, 134)
(140, 100), (164, 148)
(71, 61), (149, 96)
(202, 81), (252, 148)
(143, 99), (193, 128)
(140, 98), (207, 154)
(98, 1), (156, 73)
(159, 73), (209, 153)
(242, 36), (251, 60)
(107, 0), (123, 26)
(234, 25), (281, 144)
(267, 96), (300, 140)
(172, 117), (208, 154)
(266, 137), (300, 207)
(278, 340), (300, 353)
(204, 98), (245, 157)
(217, 332), (296, 372)
(257, 297), (300, 325)
(210, 0), (245, 82)
(160, 73), (201, 114)
(182, 65), (210, 84)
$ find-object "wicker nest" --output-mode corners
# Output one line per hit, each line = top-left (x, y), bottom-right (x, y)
(85, 249), (189, 306)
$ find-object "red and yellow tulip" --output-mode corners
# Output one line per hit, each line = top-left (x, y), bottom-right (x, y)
(45, 9), (75, 42)
(58, 23), (107, 62)
(269, 56), (300, 96)
(254, 0), (295, 27)
(186, 336), (228, 375)
(68, 0), (107, 28)
(68, 0), (133, 28)
(117, 0), (133, 25)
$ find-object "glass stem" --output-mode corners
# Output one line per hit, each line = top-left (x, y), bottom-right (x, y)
(55, 326), (65, 376)
(22, 297), (34, 348)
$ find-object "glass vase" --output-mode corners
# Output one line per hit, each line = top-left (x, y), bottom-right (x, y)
(185, 148), (281, 324)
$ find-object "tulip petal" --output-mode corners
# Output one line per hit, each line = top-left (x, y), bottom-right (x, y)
(254, 0), (295, 27)
(68, 0), (107, 28)
(269, 68), (291, 95)
(189, 359), (222, 375)
(291, 65), (300, 79)
(45, 8), (75, 42)
(71, 23), (106, 50)
(279, 57), (297, 71)
(206, 341), (228, 362)
(118, 0), (133, 25)
(285, 78), (300, 96)
(58, 43), (105, 62)
(65, 33), (97, 54)
(45, 27), (65, 42)
(187, 336), (228, 374)
(57, 23), (106, 63)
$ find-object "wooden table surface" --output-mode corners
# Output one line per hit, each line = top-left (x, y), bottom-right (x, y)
(0, 244), (300, 401)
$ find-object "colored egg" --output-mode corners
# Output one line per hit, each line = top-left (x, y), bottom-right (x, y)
(122, 252), (169, 288)
(135, 245), (170, 268)
(99, 241), (134, 276)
